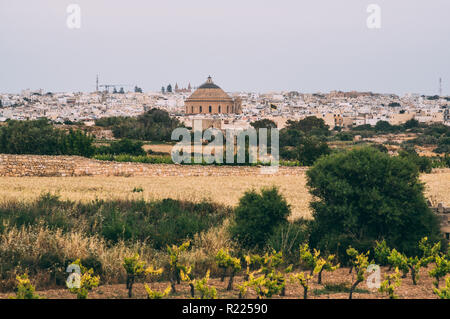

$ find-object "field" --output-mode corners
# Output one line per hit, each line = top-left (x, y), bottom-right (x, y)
(0, 266), (442, 299)
(1, 167), (449, 299)
(1, 169), (449, 220)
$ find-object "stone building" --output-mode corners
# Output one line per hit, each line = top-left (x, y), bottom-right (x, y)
(185, 76), (242, 115)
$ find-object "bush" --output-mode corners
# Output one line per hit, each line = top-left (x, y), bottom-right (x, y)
(306, 147), (442, 261)
(398, 148), (432, 173)
(0, 195), (231, 250)
(95, 138), (146, 156)
(102, 108), (183, 142)
(280, 136), (330, 166)
(0, 119), (94, 156)
(266, 220), (309, 263)
(229, 187), (291, 250)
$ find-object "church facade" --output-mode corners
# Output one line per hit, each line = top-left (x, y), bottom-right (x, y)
(184, 76), (242, 115)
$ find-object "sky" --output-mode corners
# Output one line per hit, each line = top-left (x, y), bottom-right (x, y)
(0, 0), (449, 95)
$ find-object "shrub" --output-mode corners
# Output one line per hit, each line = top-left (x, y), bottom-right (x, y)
(246, 250), (291, 297)
(167, 241), (191, 293)
(95, 138), (146, 156)
(123, 253), (162, 298)
(346, 247), (370, 299)
(192, 270), (217, 299)
(10, 274), (40, 299)
(298, 243), (339, 284)
(0, 119), (94, 156)
(266, 220), (309, 264)
(229, 187), (290, 250)
(434, 277), (450, 299)
(374, 240), (391, 266)
(429, 255), (450, 288)
(67, 259), (100, 299)
(215, 249), (241, 290)
(280, 136), (330, 165)
(398, 148), (432, 173)
(107, 108), (183, 142)
(379, 268), (402, 299)
(246, 272), (284, 299)
(145, 284), (171, 299)
(290, 272), (313, 299)
(307, 147), (442, 261)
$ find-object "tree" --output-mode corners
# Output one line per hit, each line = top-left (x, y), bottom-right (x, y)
(283, 117), (330, 137)
(107, 138), (145, 156)
(398, 148), (432, 173)
(307, 147), (442, 260)
(167, 84), (172, 93)
(134, 86), (143, 93)
(108, 108), (183, 142)
(279, 117), (331, 165)
(119, 87), (125, 94)
(375, 120), (392, 132)
(280, 136), (330, 165)
(374, 240), (391, 266)
(0, 119), (94, 157)
(403, 119), (419, 129)
(229, 187), (290, 250)
(250, 119), (277, 129)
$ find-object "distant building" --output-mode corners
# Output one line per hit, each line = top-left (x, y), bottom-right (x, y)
(185, 76), (242, 115)
(174, 83), (192, 94)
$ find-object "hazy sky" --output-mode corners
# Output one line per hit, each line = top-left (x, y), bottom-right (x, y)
(1, 0), (449, 95)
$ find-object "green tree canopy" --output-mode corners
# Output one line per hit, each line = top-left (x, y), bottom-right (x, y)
(0, 119), (94, 156)
(250, 119), (277, 129)
(229, 187), (290, 250)
(97, 109), (183, 142)
(306, 147), (442, 260)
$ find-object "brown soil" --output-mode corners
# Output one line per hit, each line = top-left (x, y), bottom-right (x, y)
(0, 266), (445, 299)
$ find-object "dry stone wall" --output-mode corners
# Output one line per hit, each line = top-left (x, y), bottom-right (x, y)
(0, 154), (307, 177)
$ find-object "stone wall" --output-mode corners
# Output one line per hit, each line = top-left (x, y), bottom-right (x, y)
(0, 154), (307, 177)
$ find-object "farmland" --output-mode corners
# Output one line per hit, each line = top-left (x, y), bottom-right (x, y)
(0, 169), (449, 220)
(0, 165), (449, 300)
(0, 266), (443, 299)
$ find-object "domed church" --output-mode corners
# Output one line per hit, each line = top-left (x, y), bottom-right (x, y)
(185, 76), (242, 115)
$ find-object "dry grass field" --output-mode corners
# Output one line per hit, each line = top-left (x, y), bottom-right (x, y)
(1, 169), (449, 220)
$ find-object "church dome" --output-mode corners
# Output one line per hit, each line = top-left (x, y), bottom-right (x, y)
(184, 76), (241, 115)
(186, 76), (233, 102)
